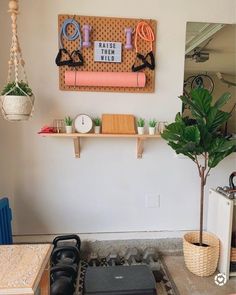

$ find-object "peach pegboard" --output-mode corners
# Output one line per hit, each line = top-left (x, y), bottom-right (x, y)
(58, 15), (157, 93)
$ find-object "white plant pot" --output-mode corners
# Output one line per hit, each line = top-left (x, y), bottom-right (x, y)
(94, 126), (101, 134)
(65, 126), (73, 134)
(137, 127), (145, 135)
(149, 126), (156, 135)
(1, 95), (34, 121)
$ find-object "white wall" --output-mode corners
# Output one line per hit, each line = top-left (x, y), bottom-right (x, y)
(0, 0), (235, 237)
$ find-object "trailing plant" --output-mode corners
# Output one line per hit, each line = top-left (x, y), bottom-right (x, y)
(161, 88), (236, 246)
(64, 116), (73, 126)
(137, 118), (145, 127)
(93, 117), (101, 126)
(1, 81), (33, 96)
(149, 119), (157, 128)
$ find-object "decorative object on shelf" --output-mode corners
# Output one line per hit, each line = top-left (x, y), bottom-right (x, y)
(64, 116), (73, 134)
(74, 114), (93, 134)
(161, 88), (236, 277)
(124, 27), (134, 50)
(53, 119), (65, 133)
(1, 0), (34, 121)
(137, 118), (145, 135)
(94, 41), (122, 63)
(148, 119), (157, 135)
(58, 15), (156, 93)
(93, 117), (101, 134)
(158, 121), (168, 134)
(55, 18), (83, 68)
(132, 21), (155, 72)
(82, 24), (92, 48)
(65, 71), (146, 88)
(102, 114), (136, 134)
(38, 126), (55, 134)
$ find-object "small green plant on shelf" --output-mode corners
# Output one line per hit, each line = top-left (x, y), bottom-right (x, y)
(1, 81), (33, 96)
(64, 116), (73, 126)
(148, 119), (157, 127)
(93, 117), (101, 126)
(137, 118), (145, 127)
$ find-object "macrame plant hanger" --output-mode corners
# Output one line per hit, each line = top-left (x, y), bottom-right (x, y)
(1, 0), (34, 121)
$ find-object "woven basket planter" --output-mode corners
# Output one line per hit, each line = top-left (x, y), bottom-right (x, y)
(1, 95), (34, 121)
(183, 231), (220, 277)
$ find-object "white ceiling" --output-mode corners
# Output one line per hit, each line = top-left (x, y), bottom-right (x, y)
(184, 22), (236, 75)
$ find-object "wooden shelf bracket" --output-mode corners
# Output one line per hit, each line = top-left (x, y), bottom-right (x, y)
(137, 138), (145, 159)
(73, 137), (80, 158)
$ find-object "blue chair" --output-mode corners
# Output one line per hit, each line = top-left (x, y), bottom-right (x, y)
(0, 197), (13, 244)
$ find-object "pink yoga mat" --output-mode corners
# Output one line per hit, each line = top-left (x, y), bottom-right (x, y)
(65, 71), (146, 88)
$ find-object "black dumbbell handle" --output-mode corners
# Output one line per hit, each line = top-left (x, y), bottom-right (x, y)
(51, 246), (80, 265)
(53, 235), (81, 250)
(229, 172), (236, 190)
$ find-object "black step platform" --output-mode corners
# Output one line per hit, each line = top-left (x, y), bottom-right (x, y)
(84, 265), (156, 295)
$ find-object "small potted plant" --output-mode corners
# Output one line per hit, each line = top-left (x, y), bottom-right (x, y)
(93, 117), (101, 134)
(64, 116), (73, 134)
(1, 81), (34, 121)
(148, 119), (157, 135)
(137, 118), (145, 135)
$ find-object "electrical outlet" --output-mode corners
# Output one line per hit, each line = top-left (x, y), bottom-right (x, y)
(145, 194), (160, 208)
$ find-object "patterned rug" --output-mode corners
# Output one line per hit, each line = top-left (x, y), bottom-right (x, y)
(75, 257), (180, 295)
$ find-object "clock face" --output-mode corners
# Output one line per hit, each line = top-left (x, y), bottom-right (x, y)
(74, 114), (93, 133)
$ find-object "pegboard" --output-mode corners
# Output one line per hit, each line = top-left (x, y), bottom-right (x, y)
(58, 15), (157, 93)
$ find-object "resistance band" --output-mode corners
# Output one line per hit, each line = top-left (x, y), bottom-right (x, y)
(132, 21), (155, 72)
(55, 18), (84, 67)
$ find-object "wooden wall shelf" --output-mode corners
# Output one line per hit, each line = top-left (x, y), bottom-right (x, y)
(40, 133), (161, 159)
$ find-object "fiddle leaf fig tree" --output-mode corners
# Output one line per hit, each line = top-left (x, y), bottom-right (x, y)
(161, 88), (236, 246)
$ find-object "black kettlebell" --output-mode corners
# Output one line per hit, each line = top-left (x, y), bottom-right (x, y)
(51, 246), (80, 267)
(50, 265), (77, 295)
(53, 234), (81, 250)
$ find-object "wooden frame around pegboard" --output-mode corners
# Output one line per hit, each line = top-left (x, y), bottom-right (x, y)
(58, 15), (157, 93)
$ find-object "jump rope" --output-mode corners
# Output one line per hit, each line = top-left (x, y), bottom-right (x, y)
(132, 21), (155, 72)
(55, 18), (84, 67)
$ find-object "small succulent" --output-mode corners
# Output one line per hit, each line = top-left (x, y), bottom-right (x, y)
(93, 117), (101, 126)
(1, 81), (33, 96)
(64, 116), (73, 126)
(149, 119), (157, 128)
(137, 118), (145, 127)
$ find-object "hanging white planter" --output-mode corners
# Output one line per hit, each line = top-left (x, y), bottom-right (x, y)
(1, 95), (34, 121)
(1, 0), (35, 121)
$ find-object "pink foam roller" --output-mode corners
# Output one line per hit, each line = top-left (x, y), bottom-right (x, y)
(65, 71), (146, 88)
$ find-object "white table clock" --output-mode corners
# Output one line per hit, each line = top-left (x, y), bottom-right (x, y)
(74, 114), (93, 133)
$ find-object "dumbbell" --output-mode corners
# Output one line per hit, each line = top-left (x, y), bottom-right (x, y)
(142, 247), (160, 268)
(106, 253), (121, 266)
(50, 265), (77, 295)
(88, 253), (100, 267)
(124, 248), (141, 265)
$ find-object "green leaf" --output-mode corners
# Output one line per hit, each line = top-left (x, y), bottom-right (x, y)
(214, 92), (231, 109)
(183, 125), (200, 143)
(190, 88), (212, 116)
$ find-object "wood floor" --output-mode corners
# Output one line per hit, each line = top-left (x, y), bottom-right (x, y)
(164, 256), (236, 295)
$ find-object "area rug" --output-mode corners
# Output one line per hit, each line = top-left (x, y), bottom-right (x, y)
(75, 256), (180, 295)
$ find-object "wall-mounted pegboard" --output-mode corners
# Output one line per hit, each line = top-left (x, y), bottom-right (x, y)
(57, 15), (157, 93)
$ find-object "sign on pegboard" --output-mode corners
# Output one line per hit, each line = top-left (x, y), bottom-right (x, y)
(57, 15), (157, 93)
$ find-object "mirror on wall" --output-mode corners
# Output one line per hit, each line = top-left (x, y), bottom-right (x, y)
(183, 22), (236, 136)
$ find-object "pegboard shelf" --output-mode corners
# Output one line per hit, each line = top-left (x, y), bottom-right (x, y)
(40, 133), (161, 159)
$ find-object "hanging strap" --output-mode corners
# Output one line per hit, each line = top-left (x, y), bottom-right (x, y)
(56, 18), (83, 67)
(132, 21), (155, 72)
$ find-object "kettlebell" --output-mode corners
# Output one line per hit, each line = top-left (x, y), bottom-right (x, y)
(51, 246), (80, 267)
(50, 265), (77, 295)
(53, 234), (81, 250)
